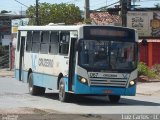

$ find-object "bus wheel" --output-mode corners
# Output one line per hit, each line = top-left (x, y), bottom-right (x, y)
(108, 95), (120, 103)
(28, 73), (45, 95)
(59, 78), (70, 102)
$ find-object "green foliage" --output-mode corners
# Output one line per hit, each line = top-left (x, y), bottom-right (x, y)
(154, 3), (160, 8)
(0, 10), (10, 14)
(26, 3), (82, 25)
(83, 18), (92, 24)
(138, 62), (157, 78)
(151, 64), (160, 75)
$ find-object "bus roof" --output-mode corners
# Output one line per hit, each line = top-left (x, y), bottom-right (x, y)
(18, 25), (83, 31)
(18, 24), (135, 31)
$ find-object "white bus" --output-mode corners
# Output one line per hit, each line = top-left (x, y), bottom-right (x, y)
(15, 25), (138, 102)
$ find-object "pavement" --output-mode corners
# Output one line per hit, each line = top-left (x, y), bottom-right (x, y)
(0, 68), (14, 77)
(137, 82), (160, 96)
(0, 68), (160, 97)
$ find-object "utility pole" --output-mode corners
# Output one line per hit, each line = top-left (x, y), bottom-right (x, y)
(36, 0), (39, 25)
(128, 0), (131, 8)
(21, 6), (24, 26)
(121, 0), (132, 27)
(121, 0), (127, 27)
(84, 0), (90, 20)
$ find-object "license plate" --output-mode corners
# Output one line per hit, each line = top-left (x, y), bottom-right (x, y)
(104, 90), (112, 94)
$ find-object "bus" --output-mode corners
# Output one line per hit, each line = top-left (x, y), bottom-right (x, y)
(15, 25), (138, 103)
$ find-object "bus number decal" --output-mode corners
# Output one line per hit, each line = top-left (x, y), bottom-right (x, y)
(38, 58), (54, 67)
(89, 73), (98, 78)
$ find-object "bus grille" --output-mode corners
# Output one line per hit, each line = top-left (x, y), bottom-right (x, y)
(89, 78), (127, 87)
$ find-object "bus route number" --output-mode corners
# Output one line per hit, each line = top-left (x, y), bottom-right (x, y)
(89, 73), (98, 78)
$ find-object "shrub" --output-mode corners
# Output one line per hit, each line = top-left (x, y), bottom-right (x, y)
(151, 64), (160, 75)
(138, 62), (156, 78)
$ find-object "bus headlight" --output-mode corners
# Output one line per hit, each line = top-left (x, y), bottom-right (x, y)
(78, 76), (88, 85)
(81, 78), (87, 83)
(130, 80), (135, 85)
(129, 79), (136, 87)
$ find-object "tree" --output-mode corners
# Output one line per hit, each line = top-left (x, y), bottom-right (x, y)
(0, 10), (11, 14)
(26, 3), (82, 25)
(154, 3), (160, 8)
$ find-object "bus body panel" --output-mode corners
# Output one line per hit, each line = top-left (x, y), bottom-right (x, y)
(15, 69), (63, 90)
(31, 72), (58, 89)
(17, 51), (69, 89)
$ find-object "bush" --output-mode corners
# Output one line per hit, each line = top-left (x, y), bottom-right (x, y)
(138, 62), (156, 78)
(151, 64), (160, 75)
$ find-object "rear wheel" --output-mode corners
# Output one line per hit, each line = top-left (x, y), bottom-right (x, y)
(28, 73), (45, 95)
(59, 78), (70, 102)
(108, 95), (120, 103)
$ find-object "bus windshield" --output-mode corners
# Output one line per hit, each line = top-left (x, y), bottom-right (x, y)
(78, 40), (138, 71)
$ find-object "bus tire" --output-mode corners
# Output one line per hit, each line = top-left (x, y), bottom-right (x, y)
(108, 95), (120, 103)
(28, 73), (45, 95)
(59, 78), (70, 102)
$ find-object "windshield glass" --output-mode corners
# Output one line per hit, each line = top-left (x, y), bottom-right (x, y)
(78, 40), (137, 71)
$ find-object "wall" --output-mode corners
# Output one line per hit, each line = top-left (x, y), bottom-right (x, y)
(139, 42), (160, 67)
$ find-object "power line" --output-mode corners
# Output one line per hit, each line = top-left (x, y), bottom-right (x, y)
(66, 0), (81, 4)
(90, 1), (108, 8)
(94, 1), (120, 10)
(14, 0), (29, 8)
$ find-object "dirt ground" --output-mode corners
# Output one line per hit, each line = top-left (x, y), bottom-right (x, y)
(0, 107), (121, 120)
(0, 112), (125, 120)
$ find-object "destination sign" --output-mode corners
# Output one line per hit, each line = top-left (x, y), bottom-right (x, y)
(90, 29), (128, 37)
(83, 26), (135, 42)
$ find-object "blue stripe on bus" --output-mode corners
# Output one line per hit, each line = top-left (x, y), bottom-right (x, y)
(32, 72), (58, 89)
(125, 85), (136, 96)
(15, 69), (58, 90)
(63, 77), (69, 92)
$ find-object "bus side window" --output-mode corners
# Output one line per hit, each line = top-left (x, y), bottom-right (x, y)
(32, 31), (40, 53)
(26, 31), (32, 52)
(50, 31), (59, 54)
(40, 31), (50, 54)
(59, 32), (70, 55)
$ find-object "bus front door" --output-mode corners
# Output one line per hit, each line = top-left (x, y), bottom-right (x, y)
(19, 36), (25, 81)
(68, 38), (77, 91)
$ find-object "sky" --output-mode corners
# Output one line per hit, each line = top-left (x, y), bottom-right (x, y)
(0, 0), (159, 13)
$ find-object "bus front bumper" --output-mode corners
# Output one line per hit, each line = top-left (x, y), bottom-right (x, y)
(74, 81), (136, 96)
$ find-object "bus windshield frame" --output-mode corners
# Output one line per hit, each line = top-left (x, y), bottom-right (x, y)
(78, 39), (138, 72)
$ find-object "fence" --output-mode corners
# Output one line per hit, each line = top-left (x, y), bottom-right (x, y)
(0, 44), (15, 70)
